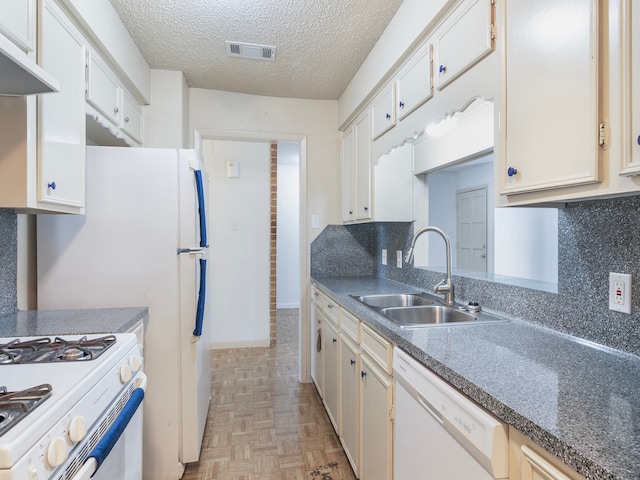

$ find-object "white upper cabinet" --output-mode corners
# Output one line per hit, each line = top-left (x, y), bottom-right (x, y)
(396, 43), (434, 121)
(371, 83), (396, 140)
(499, 0), (601, 196)
(341, 125), (356, 222)
(435, 0), (494, 91)
(0, 0), (36, 53)
(620, 1), (640, 175)
(121, 90), (143, 143)
(86, 50), (121, 126)
(38, 0), (86, 210)
(354, 110), (372, 221)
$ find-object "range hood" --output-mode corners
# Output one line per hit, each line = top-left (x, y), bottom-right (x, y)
(0, 33), (59, 95)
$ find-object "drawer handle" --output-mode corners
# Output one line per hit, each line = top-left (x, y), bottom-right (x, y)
(507, 166), (518, 177)
(47, 181), (56, 190)
(350, 359), (355, 366)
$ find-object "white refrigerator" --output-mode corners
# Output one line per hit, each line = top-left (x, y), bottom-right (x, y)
(37, 146), (211, 480)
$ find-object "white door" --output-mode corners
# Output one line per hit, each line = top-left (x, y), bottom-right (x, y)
(457, 187), (487, 271)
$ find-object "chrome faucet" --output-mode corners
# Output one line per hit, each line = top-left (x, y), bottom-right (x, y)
(404, 226), (455, 305)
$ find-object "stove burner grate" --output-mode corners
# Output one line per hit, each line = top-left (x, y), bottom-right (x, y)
(0, 335), (117, 365)
(0, 384), (53, 437)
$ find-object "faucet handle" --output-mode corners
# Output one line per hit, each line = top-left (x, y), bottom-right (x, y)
(433, 279), (451, 294)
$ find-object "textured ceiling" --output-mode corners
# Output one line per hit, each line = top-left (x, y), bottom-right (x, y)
(108, 0), (403, 100)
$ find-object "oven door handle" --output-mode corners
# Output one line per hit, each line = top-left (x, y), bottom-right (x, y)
(71, 378), (146, 480)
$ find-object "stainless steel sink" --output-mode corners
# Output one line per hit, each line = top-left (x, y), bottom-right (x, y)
(351, 293), (507, 328)
(350, 293), (434, 309)
(380, 305), (477, 327)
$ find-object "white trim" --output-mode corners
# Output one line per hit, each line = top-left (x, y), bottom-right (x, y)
(277, 303), (300, 309)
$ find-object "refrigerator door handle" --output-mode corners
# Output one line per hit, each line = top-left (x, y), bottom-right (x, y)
(192, 258), (207, 339)
(194, 170), (208, 248)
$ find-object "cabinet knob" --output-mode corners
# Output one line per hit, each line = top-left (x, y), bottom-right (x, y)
(114, 106), (119, 114)
(348, 210), (353, 215)
(507, 166), (518, 177)
(361, 371), (367, 378)
(386, 113), (391, 119)
(637, 135), (640, 146)
(124, 116), (130, 123)
(399, 101), (405, 108)
(332, 338), (337, 343)
(47, 181), (56, 190)
(350, 359), (355, 366)
(364, 206), (369, 211)
(439, 65), (446, 73)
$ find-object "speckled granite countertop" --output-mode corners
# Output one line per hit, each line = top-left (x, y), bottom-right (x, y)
(0, 307), (148, 337)
(312, 276), (640, 480)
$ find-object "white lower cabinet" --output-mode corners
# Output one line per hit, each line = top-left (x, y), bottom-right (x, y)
(323, 316), (340, 431)
(311, 301), (324, 397)
(360, 353), (393, 480)
(509, 427), (585, 480)
(339, 334), (360, 476)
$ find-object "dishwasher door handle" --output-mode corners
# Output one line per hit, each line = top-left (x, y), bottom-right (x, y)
(417, 393), (444, 424)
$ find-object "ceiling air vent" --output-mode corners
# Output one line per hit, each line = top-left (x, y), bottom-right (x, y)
(225, 41), (276, 61)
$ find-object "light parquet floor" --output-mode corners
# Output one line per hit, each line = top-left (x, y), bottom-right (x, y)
(182, 309), (357, 480)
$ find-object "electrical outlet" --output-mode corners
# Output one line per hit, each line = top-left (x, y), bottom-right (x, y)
(396, 250), (403, 269)
(609, 272), (632, 314)
(381, 249), (387, 266)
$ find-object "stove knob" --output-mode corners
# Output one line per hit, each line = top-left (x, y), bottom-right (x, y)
(28, 467), (38, 480)
(46, 437), (67, 469)
(119, 363), (133, 383)
(68, 416), (86, 443)
(129, 355), (141, 372)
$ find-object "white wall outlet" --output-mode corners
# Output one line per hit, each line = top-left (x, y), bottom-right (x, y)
(381, 249), (387, 265)
(397, 250), (403, 269)
(609, 272), (632, 314)
(311, 214), (320, 229)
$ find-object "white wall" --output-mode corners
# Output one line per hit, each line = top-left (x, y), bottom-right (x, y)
(204, 139), (271, 348)
(277, 141), (300, 309)
(143, 69), (189, 148)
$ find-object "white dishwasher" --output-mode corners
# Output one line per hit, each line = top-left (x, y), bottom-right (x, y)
(393, 348), (509, 480)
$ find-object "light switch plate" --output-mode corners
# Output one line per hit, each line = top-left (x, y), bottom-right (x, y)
(396, 250), (403, 269)
(381, 249), (387, 265)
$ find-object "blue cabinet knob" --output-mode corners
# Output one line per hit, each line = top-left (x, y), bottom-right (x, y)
(361, 371), (367, 378)
(507, 167), (518, 177)
(637, 135), (640, 146)
(439, 65), (446, 73)
(386, 113), (391, 119)
(332, 338), (337, 343)
(399, 101), (405, 108)
(350, 359), (355, 366)
(47, 181), (56, 190)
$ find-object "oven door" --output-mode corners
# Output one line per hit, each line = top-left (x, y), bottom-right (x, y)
(67, 372), (146, 480)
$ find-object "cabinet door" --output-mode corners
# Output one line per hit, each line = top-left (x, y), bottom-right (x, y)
(371, 84), (395, 140)
(342, 126), (355, 222)
(620, 1), (640, 175)
(86, 51), (121, 126)
(121, 91), (143, 143)
(38, 0), (85, 209)
(436, 0), (493, 90)
(0, 0), (35, 52)
(339, 335), (360, 477)
(360, 354), (393, 480)
(499, 0), (601, 195)
(311, 303), (324, 397)
(354, 111), (372, 221)
(396, 43), (434, 121)
(323, 318), (340, 432)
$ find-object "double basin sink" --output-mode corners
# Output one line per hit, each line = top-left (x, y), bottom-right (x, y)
(350, 293), (507, 328)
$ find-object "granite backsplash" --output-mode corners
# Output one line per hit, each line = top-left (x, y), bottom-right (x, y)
(0, 209), (17, 316)
(311, 195), (640, 357)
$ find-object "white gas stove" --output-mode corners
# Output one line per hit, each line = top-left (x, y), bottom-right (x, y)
(0, 333), (145, 480)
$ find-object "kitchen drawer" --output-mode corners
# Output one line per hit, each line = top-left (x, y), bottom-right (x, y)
(340, 309), (360, 343)
(323, 295), (339, 324)
(361, 323), (393, 375)
(311, 284), (323, 306)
